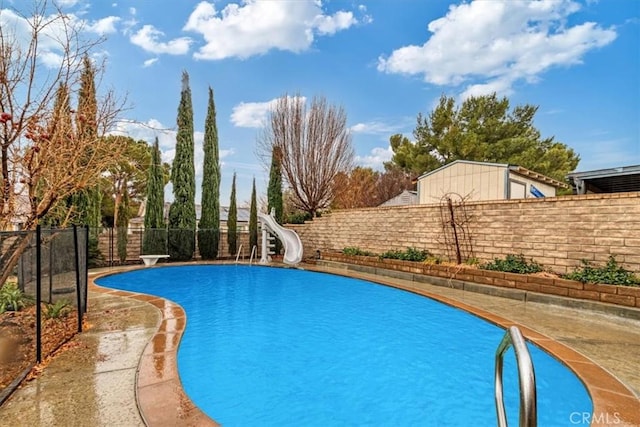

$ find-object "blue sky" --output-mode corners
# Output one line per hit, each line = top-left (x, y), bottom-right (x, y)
(4, 0), (639, 205)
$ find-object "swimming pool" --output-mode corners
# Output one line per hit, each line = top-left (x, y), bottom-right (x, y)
(97, 265), (592, 426)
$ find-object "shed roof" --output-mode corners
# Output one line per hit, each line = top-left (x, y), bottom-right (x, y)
(417, 160), (569, 189)
(567, 164), (640, 194)
(379, 190), (418, 207)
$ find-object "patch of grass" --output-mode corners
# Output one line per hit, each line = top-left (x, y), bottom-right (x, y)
(342, 247), (376, 257)
(43, 300), (72, 319)
(380, 247), (430, 262)
(464, 257), (480, 266)
(481, 253), (543, 274)
(0, 282), (30, 314)
(423, 255), (443, 265)
(564, 256), (640, 286)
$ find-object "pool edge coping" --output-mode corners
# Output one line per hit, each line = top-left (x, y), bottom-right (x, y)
(90, 263), (640, 427)
(89, 266), (219, 426)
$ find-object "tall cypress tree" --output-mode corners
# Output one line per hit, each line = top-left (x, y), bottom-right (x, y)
(41, 83), (73, 226)
(116, 188), (130, 263)
(75, 55), (102, 264)
(77, 55), (97, 143)
(267, 145), (284, 254)
(143, 137), (166, 254)
(227, 173), (237, 256)
(168, 71), (196, 260)
(198, 87), (221, 259)
(249, 178), (258, 251)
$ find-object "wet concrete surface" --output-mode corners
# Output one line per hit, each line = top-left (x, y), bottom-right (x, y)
(0, 273), (160, 427)
(1, 263), (639, 426)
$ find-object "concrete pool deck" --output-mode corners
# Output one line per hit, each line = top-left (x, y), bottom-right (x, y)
(0, 262), (639, 426)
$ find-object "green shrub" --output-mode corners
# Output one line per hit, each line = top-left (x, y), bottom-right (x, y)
(286, 211), (312, 224)
(144, 228), (168, 256)
(0, 282), (29, 314)
(423, 255), (443, 265)
(464, 257), (480, 266)
(44, 300), (72, 319)
(564, 256), (640, 286)
(168, 228), (196, 261)
(197, 228), (219, 260)
(380, 247), (430, 262)
(481, 254), (543, 274)
(342, 247), (376, 257)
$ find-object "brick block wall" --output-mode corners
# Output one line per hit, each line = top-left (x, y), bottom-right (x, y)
(290, 192), (640, 274)
(321, 252), (640, 309)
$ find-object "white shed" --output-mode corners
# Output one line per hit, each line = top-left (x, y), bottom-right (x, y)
(417, 160), (568, 204)
(379, 190), (418, 207)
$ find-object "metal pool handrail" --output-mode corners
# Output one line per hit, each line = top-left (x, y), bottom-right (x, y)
(495, 326), (537, 427)
(235, 244), (243, 263)
(249, 245), (257, 265)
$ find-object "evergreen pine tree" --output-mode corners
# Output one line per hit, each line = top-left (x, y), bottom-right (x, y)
(267, 146), (284, 254)
(198, 87), (221, 259)
(249, 178), (258, 251)
(143, 137), (166, 254)
(227, 173), (237, 256)
(168, 71), (196, 260)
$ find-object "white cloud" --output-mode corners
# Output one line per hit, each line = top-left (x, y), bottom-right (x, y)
(355, 146), (394, 170)
(143, 58), (159, 67)
(0, 8), (86, 68)
(183, 0), (366, 60)
(231, 100), (274, 128)
(111, 118), (234, 164)
(110, 119), (174, 150)
(377, 0), (617, 97)
(357, 4), (373, 24)
(130, 24), (192, 55)
(87, 16), (121, 35)
(313, 11), (357, 35)
(110, 118), (238, 202)
(350, 120), (407, 135)
(231, 96), (307, 128)
(56, 0), (80, 7)
(0, 7), (120, 68)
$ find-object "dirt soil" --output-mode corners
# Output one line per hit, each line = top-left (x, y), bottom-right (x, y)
(0, 306), (78, 391)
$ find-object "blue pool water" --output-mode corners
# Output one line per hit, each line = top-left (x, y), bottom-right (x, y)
(97, 265), (592, 426)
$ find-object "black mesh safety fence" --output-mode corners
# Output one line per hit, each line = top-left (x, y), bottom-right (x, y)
(94, 227), (254, 266)
(0, 225), (88, 405)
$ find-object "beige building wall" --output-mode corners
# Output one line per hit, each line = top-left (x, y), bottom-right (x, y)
(419, 162), (507, 204)
(508, 172), (557, 198)
(419, 162), (560, 203)
(290, 192), (640, 275)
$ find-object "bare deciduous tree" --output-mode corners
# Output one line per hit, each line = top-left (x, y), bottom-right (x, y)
(332, 167), (379, 209)
(0, 0), (127, 283)
(331, 166), (415, 209)
(259, 94), (354, 218)
(376, 165), (415, 204)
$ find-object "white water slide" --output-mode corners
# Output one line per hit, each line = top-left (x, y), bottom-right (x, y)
(258, 213), (303, 265)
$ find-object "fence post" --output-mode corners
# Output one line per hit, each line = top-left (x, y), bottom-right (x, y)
(109, 227), (114, 267)
(35, 225), (42, 364)
(84, 225), (89, 313)
(73, 225), (83, 332)
(48, 229), (53, 303)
